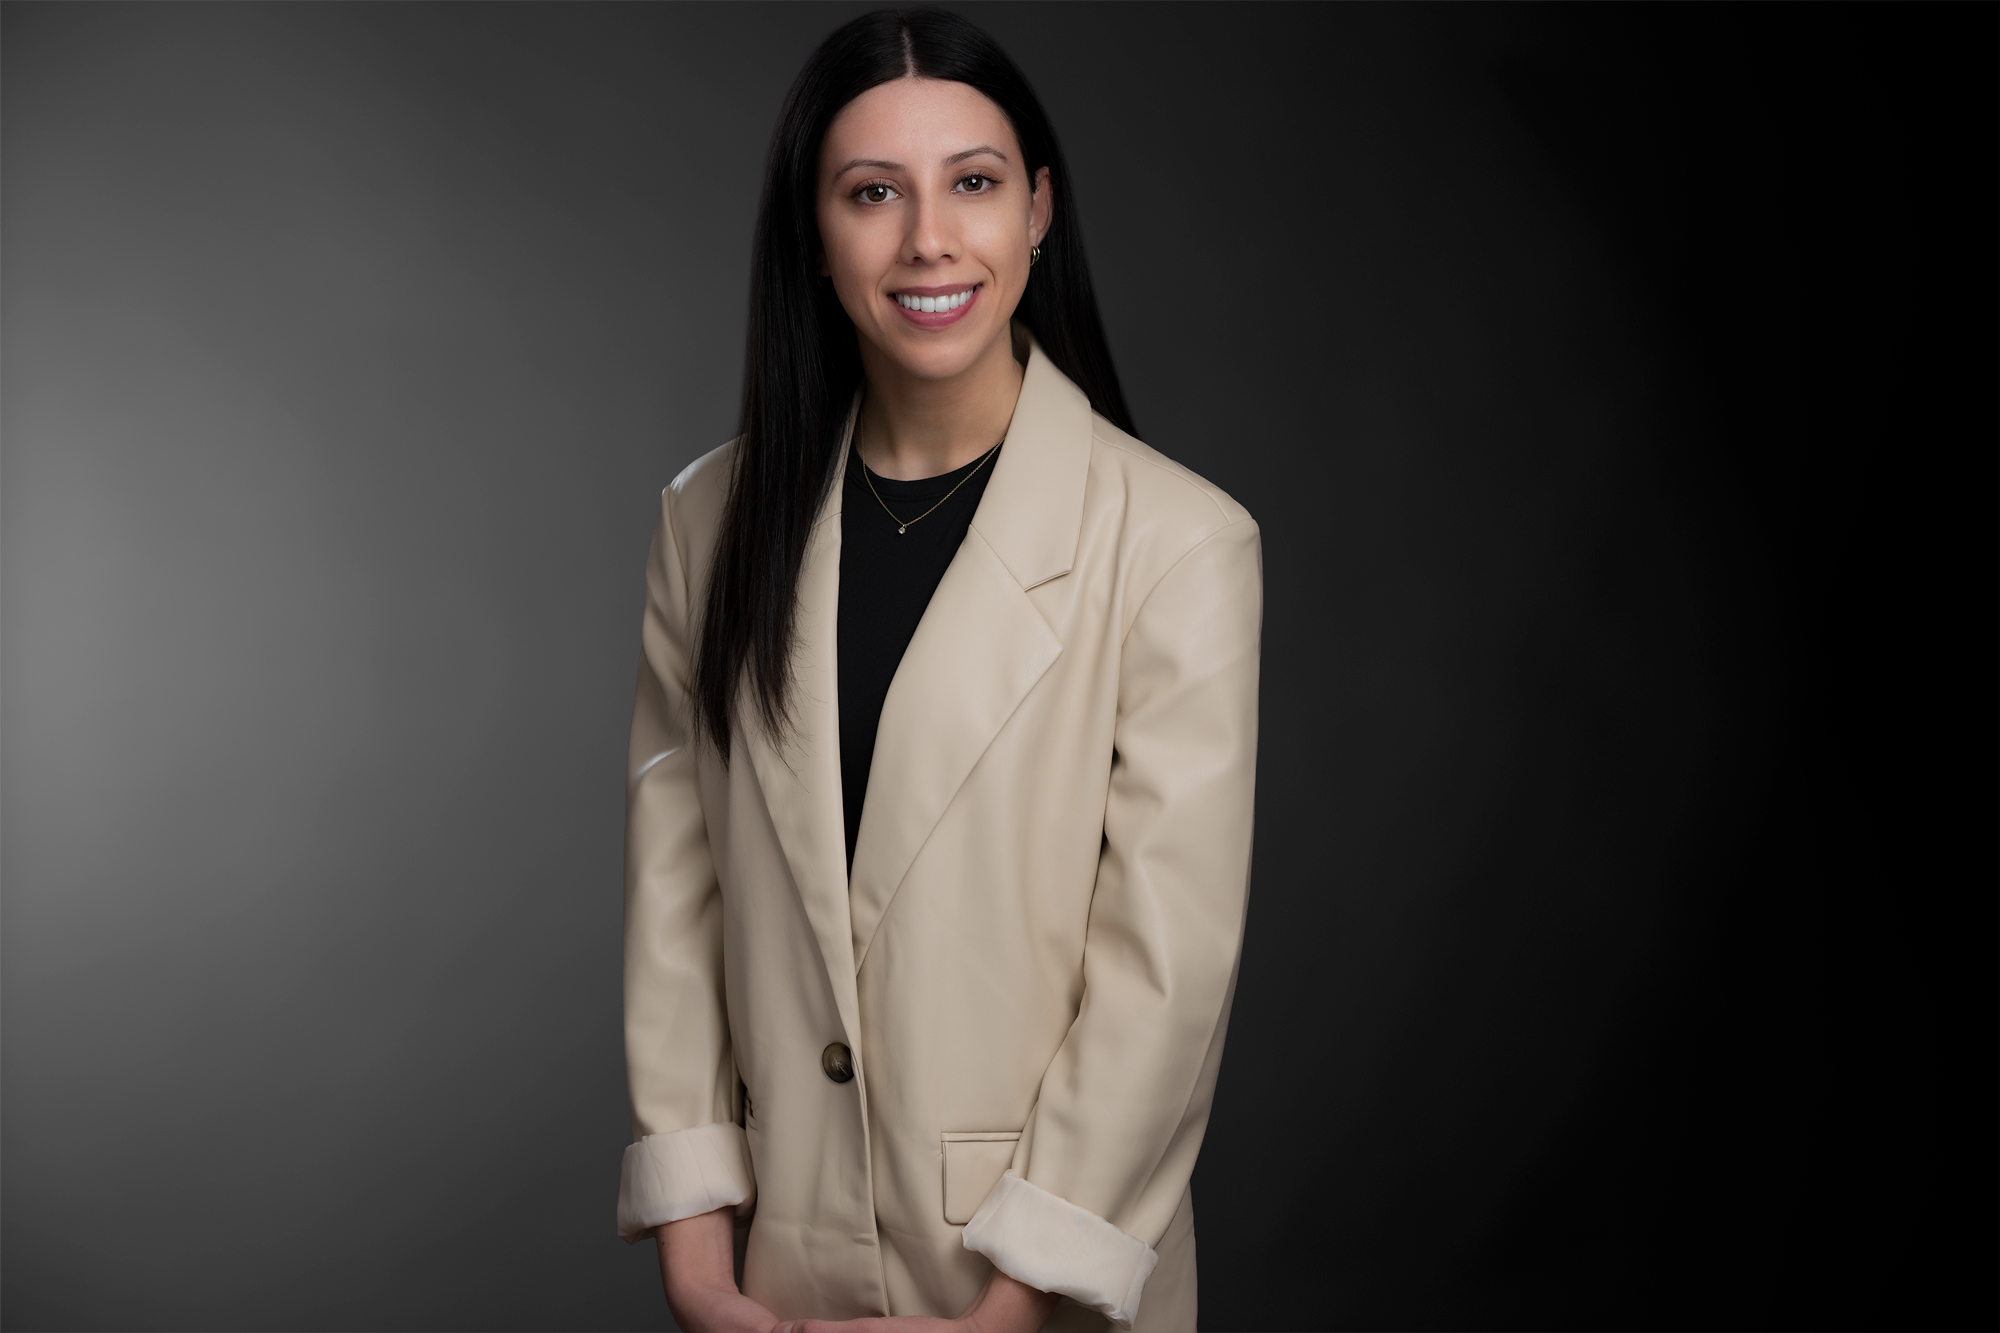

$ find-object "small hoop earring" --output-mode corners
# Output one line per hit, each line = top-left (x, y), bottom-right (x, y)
(1029, 244), (1042, 267)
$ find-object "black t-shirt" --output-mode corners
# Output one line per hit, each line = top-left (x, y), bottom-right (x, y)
(837, 441), (1001, 869)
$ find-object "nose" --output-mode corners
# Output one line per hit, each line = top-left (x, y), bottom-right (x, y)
(903, 187), (959, 266)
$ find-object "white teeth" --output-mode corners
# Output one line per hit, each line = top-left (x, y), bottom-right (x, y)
(898, 289), (974, 313)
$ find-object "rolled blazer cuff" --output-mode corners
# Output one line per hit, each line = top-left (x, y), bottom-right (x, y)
(960, 1170), (1159, 1329)
(615, 1122), (756, 1242)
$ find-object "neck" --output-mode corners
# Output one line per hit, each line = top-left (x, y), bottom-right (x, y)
(854, 323), (1025, 481)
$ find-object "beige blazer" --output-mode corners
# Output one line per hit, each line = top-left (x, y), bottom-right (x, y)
(616, 338), (1261, 1333)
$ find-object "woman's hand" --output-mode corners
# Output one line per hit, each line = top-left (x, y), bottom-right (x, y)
(773, 1269), (1060, 1333)
(661, 1212), (1056, 1333)
(655, 1207), (780, 1333)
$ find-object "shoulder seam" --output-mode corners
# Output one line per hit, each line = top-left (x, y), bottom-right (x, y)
(1121, 515), (1259, 649)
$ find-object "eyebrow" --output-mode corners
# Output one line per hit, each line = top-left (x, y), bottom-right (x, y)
(832, 145), (1010, 176)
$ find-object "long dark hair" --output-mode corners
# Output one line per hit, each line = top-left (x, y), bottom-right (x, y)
(690, 7), (1134, 759)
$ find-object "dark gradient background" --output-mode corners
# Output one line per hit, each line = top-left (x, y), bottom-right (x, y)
(3, 5), (1992, 1331)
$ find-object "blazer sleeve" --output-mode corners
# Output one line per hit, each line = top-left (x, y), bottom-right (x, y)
(962, 516), (1262, 1327)
(614, 484), (755, 1242)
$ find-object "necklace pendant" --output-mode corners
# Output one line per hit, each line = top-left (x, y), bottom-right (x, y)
(897, 525), (906, 534)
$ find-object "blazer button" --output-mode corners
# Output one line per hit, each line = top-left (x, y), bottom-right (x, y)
(821, 1042), (854, 1084)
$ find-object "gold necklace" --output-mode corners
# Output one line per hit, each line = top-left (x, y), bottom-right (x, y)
(859, 440), (1001, 534)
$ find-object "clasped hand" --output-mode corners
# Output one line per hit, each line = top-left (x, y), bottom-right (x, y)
(658, 1207), (1061, 1333)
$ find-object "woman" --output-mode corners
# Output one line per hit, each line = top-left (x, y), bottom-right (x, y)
(616, 11), (1260, 1333)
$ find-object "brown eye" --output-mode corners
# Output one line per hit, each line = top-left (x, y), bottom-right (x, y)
(861, 184), (892, 203)
(960, 175), (990, 193)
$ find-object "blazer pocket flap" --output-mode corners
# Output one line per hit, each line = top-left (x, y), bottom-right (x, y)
(942, 1132), (1021, 1226)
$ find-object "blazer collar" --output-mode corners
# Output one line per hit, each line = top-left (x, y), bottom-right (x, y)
(846, 332), (1090, 970)
(745, 335), (1097, 1028)
(971, 329), (1095, 591)
(742, 398), (861, 1049)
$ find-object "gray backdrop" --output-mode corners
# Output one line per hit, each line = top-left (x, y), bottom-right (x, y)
(5, 4), (1990, 1331)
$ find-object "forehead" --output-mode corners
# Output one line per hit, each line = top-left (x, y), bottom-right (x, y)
(822, 78), (1019, 173)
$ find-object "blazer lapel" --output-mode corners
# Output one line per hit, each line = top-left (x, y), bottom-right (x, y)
(847, 338), (1093, 970)
(743, 423), (862, 1048)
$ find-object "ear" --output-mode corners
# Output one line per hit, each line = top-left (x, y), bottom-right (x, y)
(1030, 166), (1054, 248)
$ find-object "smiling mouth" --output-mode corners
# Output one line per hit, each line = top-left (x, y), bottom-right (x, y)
(894, 285), (979, 314)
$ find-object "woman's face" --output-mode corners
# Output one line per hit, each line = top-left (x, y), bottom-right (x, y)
(817, 77), (1052, 384)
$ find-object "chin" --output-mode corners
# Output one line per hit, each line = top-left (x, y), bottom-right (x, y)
(881, 329), (993, 381)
